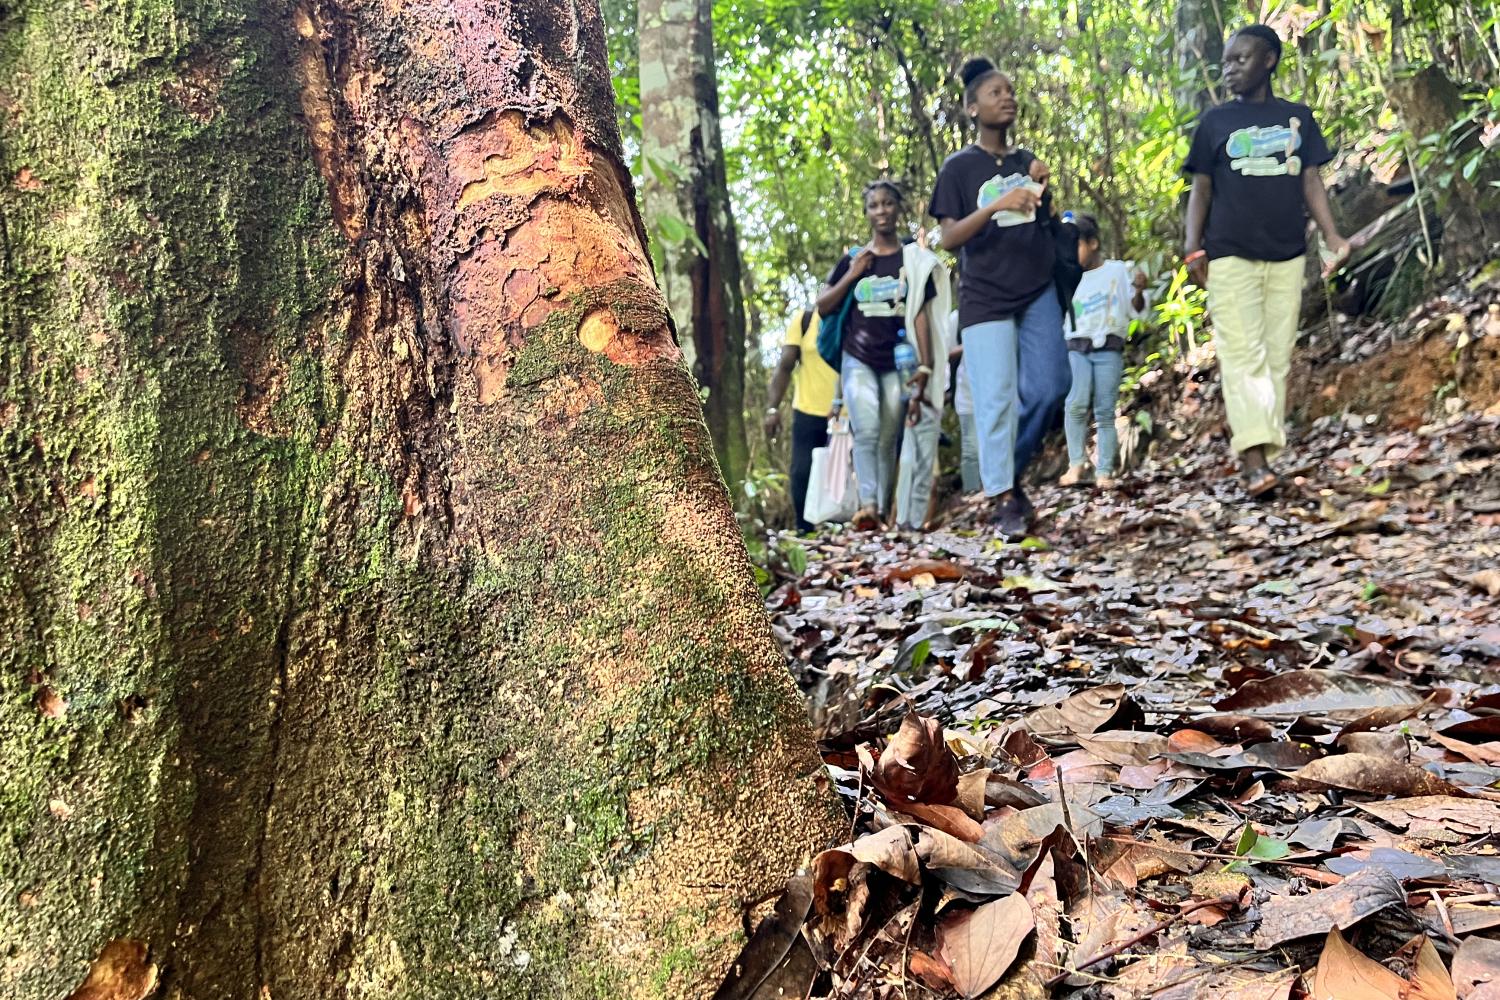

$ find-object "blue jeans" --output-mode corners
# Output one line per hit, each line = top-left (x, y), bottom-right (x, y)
(841, 354), (902, 511)
(1064, 349), (1124, 475)
(958, 410), (981, 493)
(961, 291), (1070, 496)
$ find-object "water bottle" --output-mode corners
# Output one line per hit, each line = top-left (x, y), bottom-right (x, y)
(893, 328), (918, 401)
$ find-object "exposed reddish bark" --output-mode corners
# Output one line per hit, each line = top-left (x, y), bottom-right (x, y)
(1, 0), (837, 996)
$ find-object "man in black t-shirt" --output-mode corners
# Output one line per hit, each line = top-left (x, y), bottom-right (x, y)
(1183, 24), (1349, 499)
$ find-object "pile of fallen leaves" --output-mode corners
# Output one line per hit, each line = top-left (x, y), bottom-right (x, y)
(720, 405), (1500, 999)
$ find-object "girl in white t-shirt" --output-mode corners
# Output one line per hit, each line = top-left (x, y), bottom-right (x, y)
(1059, 214), (1147, 488)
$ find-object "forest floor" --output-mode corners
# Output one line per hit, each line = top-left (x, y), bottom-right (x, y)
(735, 271), (1500, 1000)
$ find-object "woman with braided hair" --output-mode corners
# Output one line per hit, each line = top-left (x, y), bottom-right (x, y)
(817, 179), (950, 529)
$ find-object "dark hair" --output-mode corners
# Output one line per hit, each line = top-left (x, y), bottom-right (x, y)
(862, 178), (904, 206)
(960, 57), (1001, 103)
(1073, 212), (1101, 244)
(1231, 23), (1283, 68)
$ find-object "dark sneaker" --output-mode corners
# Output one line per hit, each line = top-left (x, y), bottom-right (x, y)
(989, 494), (1029, 540)
(1015, 485), (1035, 520)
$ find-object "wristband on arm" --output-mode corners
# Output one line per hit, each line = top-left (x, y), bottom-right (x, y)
(1183, 250), (1207, 265)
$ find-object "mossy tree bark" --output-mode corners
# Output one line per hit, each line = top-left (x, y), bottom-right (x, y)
(638, 0), (751, 491)
(0, 0), (839, 996)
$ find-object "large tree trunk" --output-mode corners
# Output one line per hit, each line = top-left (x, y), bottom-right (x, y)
(0, 0), (839, 996)
(637, 0), (751, 491)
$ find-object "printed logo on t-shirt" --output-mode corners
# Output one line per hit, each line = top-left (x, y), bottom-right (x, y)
(1225, 118), (1303, 177)
(977, 173), (1042, 226)
(1072, 286), (1115, 331)
(854, 269), (908, 318)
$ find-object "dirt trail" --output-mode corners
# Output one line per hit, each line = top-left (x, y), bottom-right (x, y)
(745, 388), (1500, 999)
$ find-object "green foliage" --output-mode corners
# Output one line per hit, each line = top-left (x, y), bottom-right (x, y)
(603, 0), (1500, 521)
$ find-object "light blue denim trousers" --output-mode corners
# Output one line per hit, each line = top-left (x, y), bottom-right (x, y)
(1064, 349), (1125, 474)
(841, 353), (903, 511)
(961, 291), (1069, 496)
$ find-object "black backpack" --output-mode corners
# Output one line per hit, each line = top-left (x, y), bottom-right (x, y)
(1050, 213), (1083, 331)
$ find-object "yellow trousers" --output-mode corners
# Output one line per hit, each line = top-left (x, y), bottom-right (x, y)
(1207, 255), (1305, 457)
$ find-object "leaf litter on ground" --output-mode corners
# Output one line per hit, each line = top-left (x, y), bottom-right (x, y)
(733, 396), (1500, 997)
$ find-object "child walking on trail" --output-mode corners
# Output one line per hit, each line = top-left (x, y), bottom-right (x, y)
(1059, 214), (1147, 489)
(818, 180), (949, 530)
(929, 58), (1069, 539)
(1183, 23), (1350, 498)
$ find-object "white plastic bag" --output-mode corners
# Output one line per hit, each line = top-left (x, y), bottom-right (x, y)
(804, 421), (858, 526)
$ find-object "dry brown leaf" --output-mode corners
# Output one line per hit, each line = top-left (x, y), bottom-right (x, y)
(1150, 968), (1296, 1000)
(982, 800), (1104, 873)
(1464, 570), (1500, 597)
(984, 773), (1047, 810)
(1104, 936), (1195, 999)
(955, 769), (989, 820)
(67, 940), (157, 1000)
(1167, 728), (1226, 753)
(1339, 730), (1410, 757)
(847, 825), (920, 883)
(1187, 713), (1276, 743)
(1216, 670), (1427, 720)
(1355, 796), (1500, 836)
(714, 877), (814, 1000)
(1415, 901), (1500, 937)
(1454, 936), (1500, 999)
(809, 849), (854, 922)
(1076, 730), (1169, 767)
(1431, 732), (1500, 766)
(1118, 759), (1171, 789)
(907, 950), (954, 991)
(1309, 928), (1407, 1000)
(1292, 753), (1469, 798)
(35, 686), (67, 719)
(1070, 902), (1119, 956)
(1095, 836), (1197, 884)
(915, 827), (1022, 896)
(1405, 933), (1458, 1000)
(878, 559), (967, 585)
(937, 892), (1035, 999)
(1025, 747), (1118, 785)
(874, 709), (959, 806)
(901, 801), (985, 842)
(1020, 684), (1137, 738)
(1253, 866), (1406, 948)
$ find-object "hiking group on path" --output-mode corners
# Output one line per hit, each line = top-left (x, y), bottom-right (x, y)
(764, 23), (1353, 539)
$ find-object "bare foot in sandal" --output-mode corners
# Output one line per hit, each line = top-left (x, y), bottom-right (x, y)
(1239, 446), (1278, 498)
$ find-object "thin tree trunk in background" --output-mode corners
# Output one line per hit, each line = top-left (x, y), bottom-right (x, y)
(1175, 0), (1225, 114)
(638, 0), (751, 490)
(0, 0), (838, 995)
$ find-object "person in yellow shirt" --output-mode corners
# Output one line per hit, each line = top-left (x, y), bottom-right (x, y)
(765, 307), (840, 531)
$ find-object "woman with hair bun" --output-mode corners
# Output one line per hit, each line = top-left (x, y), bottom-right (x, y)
(928, 58), (1069, 539)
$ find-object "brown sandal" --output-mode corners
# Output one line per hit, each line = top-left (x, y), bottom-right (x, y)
(1243, 468), (1279, 498)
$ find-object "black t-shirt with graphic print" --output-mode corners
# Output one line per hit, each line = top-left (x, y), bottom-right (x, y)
(1184, 97), (1333, 262)
(928, 145), (1056, 329)
(826, 249), (936, 372)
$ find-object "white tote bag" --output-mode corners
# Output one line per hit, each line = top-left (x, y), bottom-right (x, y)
(804, 420), (858, 526)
